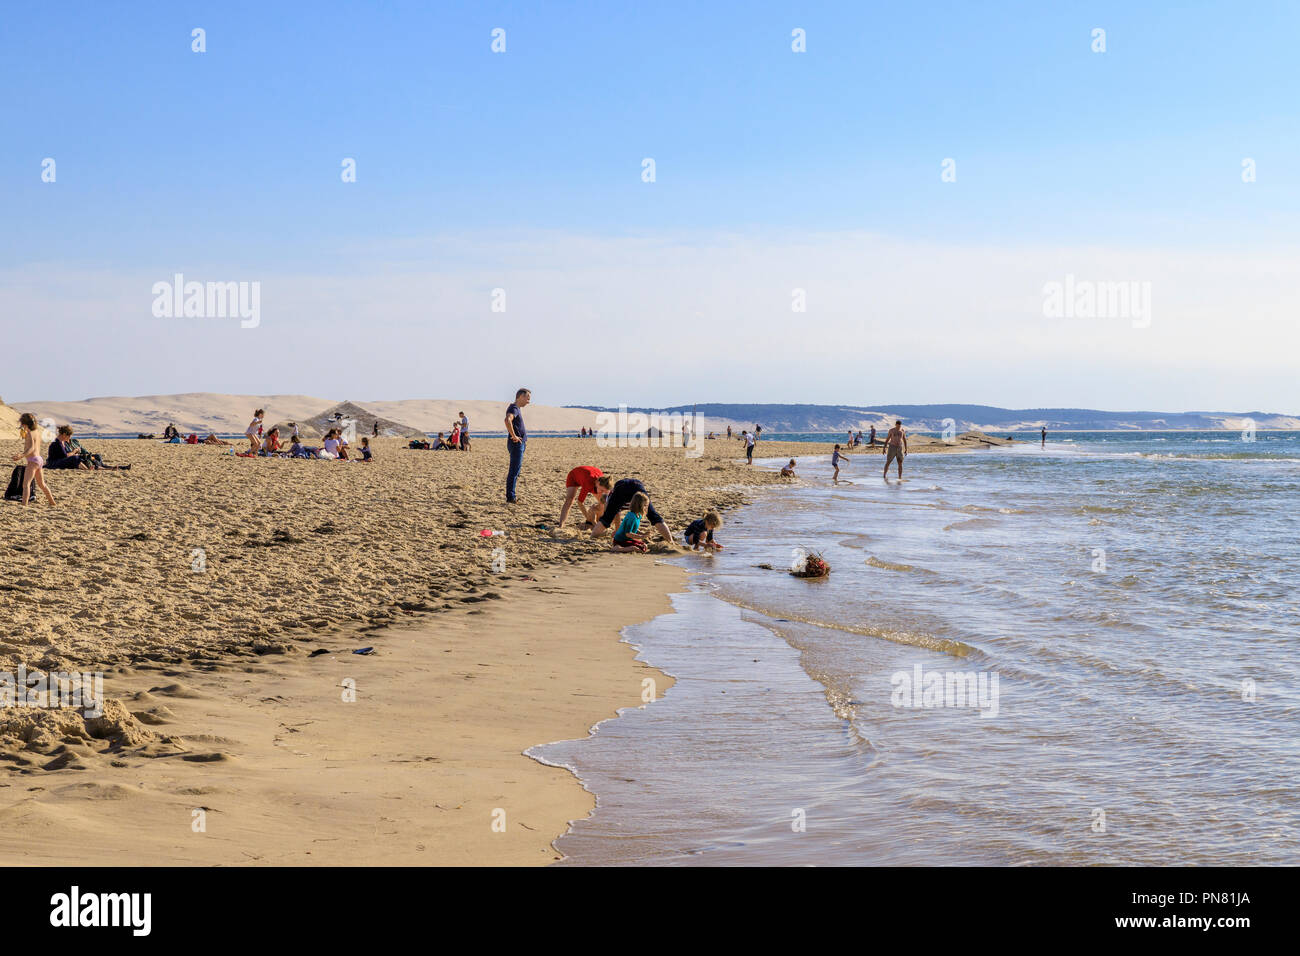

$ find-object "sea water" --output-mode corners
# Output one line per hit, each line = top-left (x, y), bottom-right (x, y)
(532, 432), (1300, 865)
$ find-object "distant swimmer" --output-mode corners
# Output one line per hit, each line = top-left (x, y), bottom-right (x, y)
(883, 420), (907, 479)
(1041, 426), (1047, 448)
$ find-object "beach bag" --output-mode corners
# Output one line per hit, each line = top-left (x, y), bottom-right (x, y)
(4, 465), (35, 502)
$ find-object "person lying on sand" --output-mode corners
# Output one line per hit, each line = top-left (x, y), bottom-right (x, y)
(558, 466), (612, 528)
(610, 492), (650, 553)
(590, 477), (675, 547)
(290, 437), (320, 459)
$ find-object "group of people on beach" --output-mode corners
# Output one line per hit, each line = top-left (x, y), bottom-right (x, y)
(503, 389), (723, 554)
(7, 414), (135, 506)
(830, 421), (908, 481)
(240, 410), (373, 461)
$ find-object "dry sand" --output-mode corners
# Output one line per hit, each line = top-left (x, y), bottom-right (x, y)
(0, 559), (681, 865)
(0, 435), (970, 864)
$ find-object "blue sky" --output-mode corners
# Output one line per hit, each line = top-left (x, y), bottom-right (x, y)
(3, 1), (1298, 409)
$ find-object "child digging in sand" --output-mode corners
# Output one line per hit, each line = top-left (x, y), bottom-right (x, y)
(683, 511), (723, 551)
(610, 491), (650, 553)
(12, 413), (56, 506)
(781, 459), (797, 477)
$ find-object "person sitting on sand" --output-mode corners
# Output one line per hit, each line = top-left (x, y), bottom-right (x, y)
(610, 492), (650, 553)
(432, 432), (450, 450)
(245, 409), (264, 454)
(163, 423), (179, 441)
(781, 459), (797, 477)
(558, 466), (612, 528)
(12, 414), (56, 507)
(289, 436), (314, 458)
(319, 429), (342, 460)
(359, 436), (373, 461)
(683, 511), (723, 551)
(48, 426), (130, 471)
(261, 427), (282, 455)
(590, 478), (674, 546)
(47, 426), (92, 470)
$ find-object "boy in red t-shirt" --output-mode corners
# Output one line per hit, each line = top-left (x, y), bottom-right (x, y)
(559, 466), (613, 528)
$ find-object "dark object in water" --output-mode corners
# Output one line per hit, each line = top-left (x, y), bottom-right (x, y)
(791, 549), (831, 578)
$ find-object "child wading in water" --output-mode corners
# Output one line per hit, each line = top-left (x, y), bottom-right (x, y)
(610, 491), (650, 553)
(832, 444), (850, 482)
(12, 413), (56, 506)
(684, 511), (723, 551)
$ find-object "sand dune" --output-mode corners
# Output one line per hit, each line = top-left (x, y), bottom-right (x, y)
(14, 393), (770, 437)
(0, 397), (20, 440)
(16, 393), (613, 436)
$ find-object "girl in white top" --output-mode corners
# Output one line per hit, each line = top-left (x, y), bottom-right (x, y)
(320, 429), (341, 459)
(245, 408), (264, 454)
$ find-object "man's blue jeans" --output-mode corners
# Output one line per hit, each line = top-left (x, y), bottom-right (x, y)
(506, 439), (526, 501)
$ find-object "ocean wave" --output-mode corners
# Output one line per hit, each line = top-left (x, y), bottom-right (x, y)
(712, 591), (974, 658)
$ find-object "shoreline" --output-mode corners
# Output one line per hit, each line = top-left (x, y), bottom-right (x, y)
(0, 436), (976, 865)
(0, 556), (684, 866)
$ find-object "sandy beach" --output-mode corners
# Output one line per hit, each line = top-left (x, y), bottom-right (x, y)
(0, 557), (682, 865)
(0, 433), (971, 863)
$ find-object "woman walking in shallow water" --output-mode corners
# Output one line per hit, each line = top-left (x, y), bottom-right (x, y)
(12, 413), (56, 506)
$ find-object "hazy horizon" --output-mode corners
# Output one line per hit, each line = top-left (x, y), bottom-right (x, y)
(9, 390), (1296, 420)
